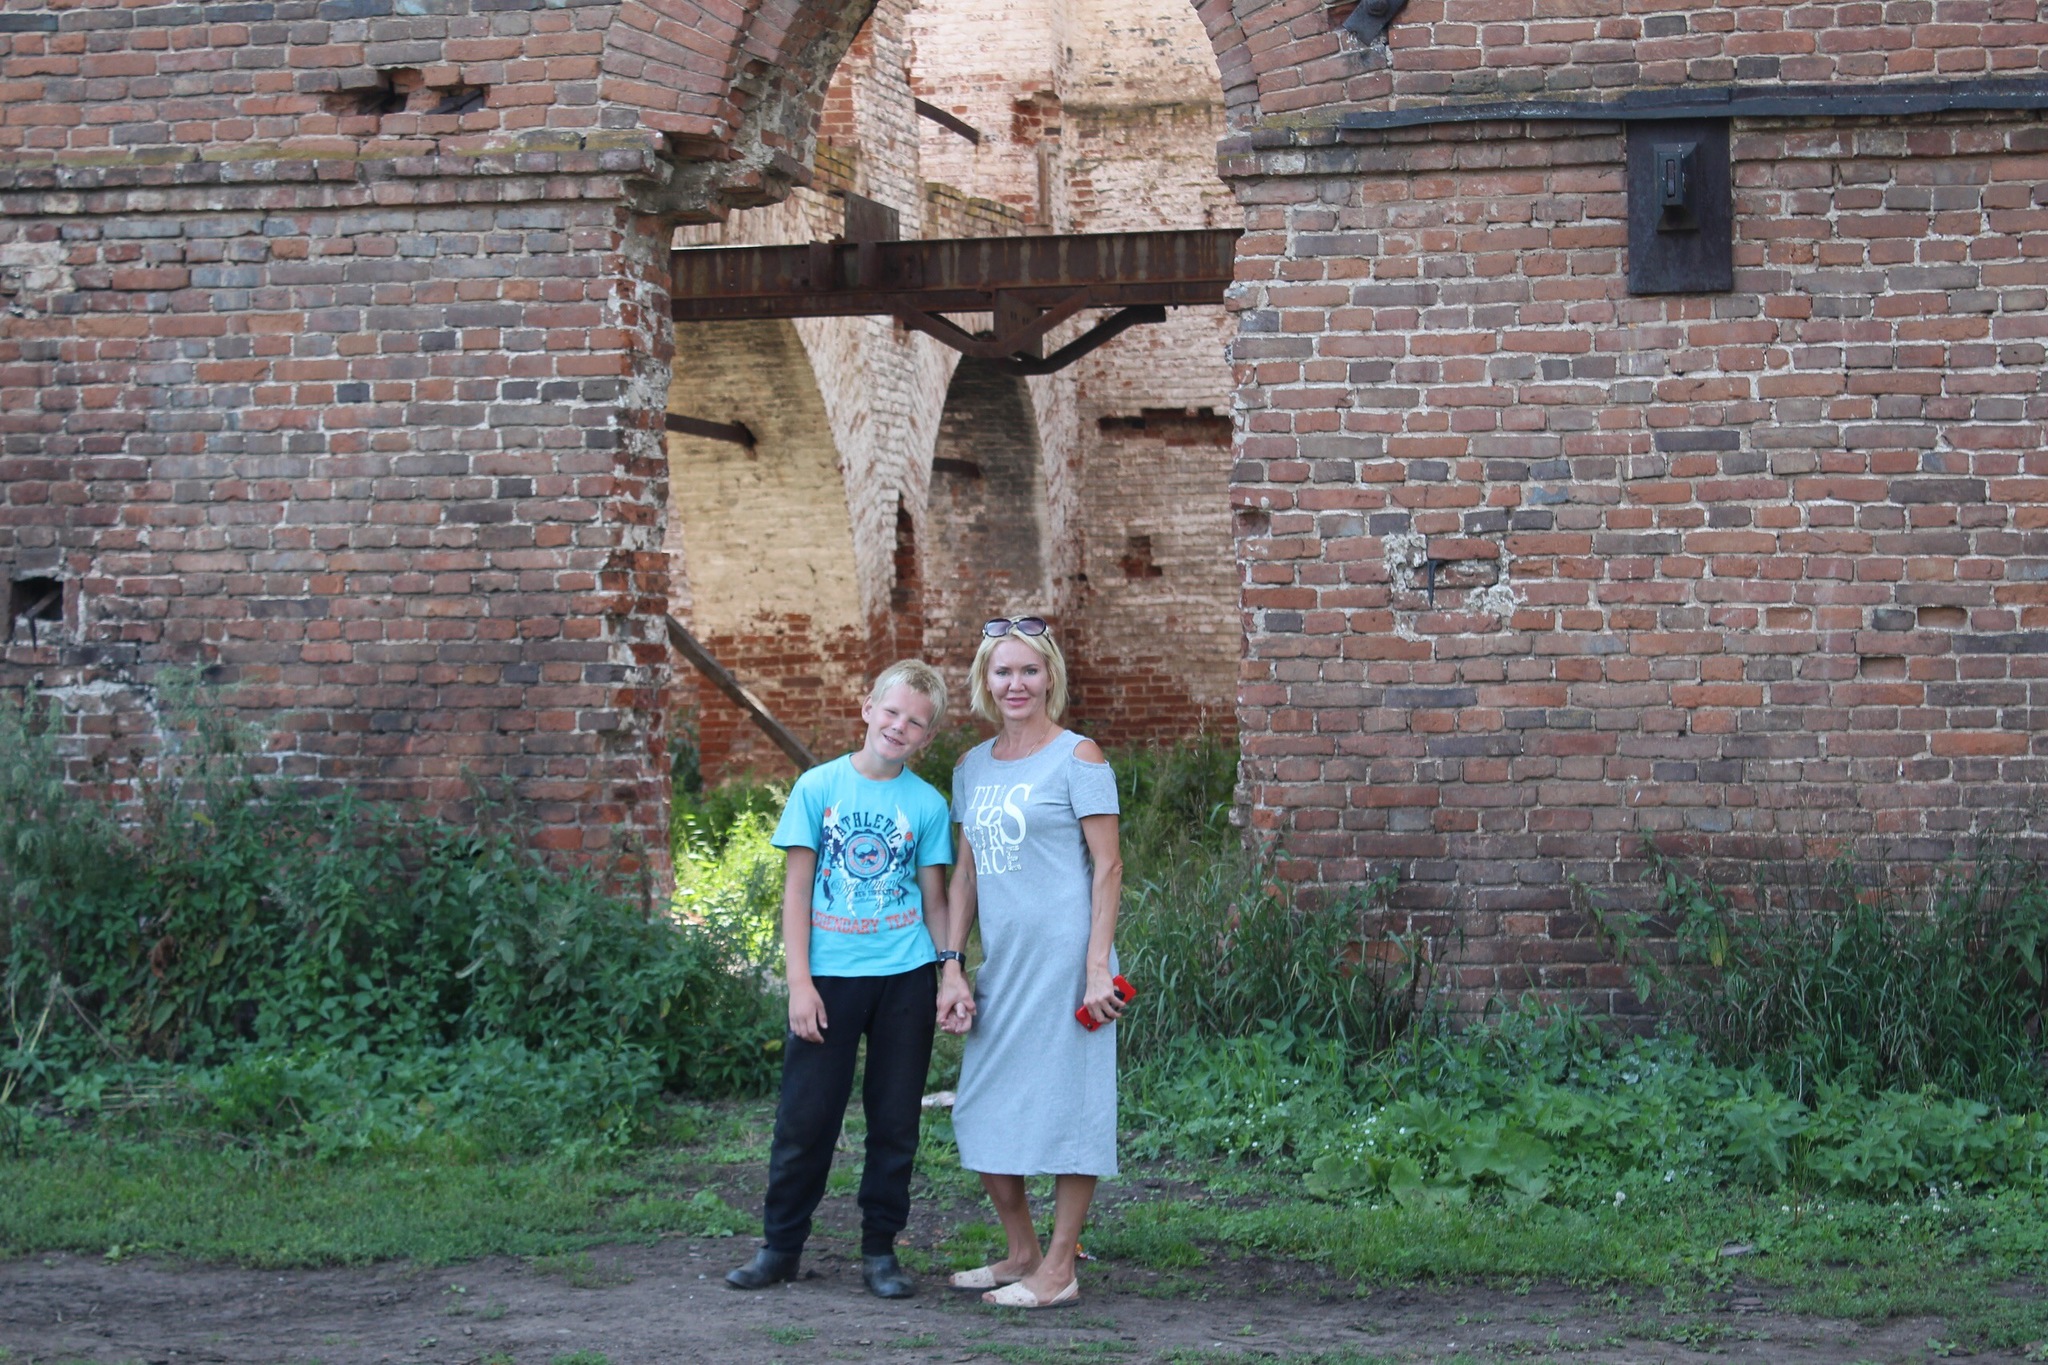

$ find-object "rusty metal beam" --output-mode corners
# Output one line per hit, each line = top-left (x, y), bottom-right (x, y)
(915, 98), (982, 144)
(671, 229), (1240, 322)
(664, 615), (819, 773)
(665, 412), (756, 449)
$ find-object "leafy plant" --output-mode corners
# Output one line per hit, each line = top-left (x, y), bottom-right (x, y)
(1598, 845), (2048, 1108)
(0, 683), (785, 1155)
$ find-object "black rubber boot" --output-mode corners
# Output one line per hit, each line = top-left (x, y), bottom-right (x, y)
(861, 1253), (915, 1299)
(726, 1247), (801, 1289)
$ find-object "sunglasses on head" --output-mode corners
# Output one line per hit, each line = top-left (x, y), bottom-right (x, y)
(982, 616), (1049, 639)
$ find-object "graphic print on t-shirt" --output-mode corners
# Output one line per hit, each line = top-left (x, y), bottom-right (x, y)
(814, 803), (921, 935)
(963, 782), (1031, 877)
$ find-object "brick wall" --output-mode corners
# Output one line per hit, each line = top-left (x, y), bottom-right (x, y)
(1194, 0), (2048, 133)
(0, 0), (890, 891)
(923, 358), (1051, 681)
(0, 190), (678, 875)
(906, 0), (1242, 748)
(1221, 111), (2048, 1009)
(1061, 76), (1239, 744)
(25, 0), (2036, 995)
(669, 0), (969, 779)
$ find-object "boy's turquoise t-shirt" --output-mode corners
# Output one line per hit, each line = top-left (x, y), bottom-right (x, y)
(771, 754), (955, 978)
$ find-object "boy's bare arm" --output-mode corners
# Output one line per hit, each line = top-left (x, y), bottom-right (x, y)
(917, 863), (947, 949)
(783, 847), (827, 1043)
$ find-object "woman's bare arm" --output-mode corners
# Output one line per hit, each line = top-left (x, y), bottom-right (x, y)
(1075, 739), (1126, 1025)
(936, 824), (979, 1033)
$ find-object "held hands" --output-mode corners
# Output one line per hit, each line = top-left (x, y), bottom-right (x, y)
(1079, 968), (1127, 1028)
(788, 979), (828, 1044)
(935, 964), (976, 1035)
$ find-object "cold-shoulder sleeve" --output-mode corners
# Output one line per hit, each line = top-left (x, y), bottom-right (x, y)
(1068, 744), (1119, 818)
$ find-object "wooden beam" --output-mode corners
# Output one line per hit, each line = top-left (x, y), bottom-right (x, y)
(664, 615), (819, 773)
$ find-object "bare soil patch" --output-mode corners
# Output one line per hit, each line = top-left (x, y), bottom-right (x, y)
(4, 1237), (2035, 1365)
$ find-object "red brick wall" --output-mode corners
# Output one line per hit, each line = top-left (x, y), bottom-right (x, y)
(1196, 0), (2048, 132)
(0, 0), (890, 892)
(1221, 112), (2048, 1009)
(0, 190), (680, 877)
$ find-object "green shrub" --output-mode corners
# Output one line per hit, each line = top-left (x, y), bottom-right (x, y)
(0, 685), (784, 1154)
(1600, 846), (2048, 1109)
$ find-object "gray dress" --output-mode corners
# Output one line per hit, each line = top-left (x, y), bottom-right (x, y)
(951, 730), (1121, 1176)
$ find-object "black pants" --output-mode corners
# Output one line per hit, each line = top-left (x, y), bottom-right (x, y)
(762, 966), (936, 1257)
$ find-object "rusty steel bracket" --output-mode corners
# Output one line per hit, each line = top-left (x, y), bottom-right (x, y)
(895, 301), (1167, 374)
(663, 615), (819, 773)
(997, 306), (1167, 376)
(893, 288), (1092, 361)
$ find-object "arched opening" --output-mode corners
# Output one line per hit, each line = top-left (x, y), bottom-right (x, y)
(921, 358), (1052, 681)
(665, 318), (868, 780)
(885, 495), (924, 664)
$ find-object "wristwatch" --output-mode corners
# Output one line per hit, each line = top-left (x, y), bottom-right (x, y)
(936, 950), (966, 966)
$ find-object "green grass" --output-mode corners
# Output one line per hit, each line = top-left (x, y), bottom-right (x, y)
(7, 1119), (2046, 1350)
(1159, 1356), (1406, 1365)
(1085, 1185), (2048, 1348)
(0, 1138), (740, 1267)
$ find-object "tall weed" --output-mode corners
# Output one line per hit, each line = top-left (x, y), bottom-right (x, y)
(1599, 846), (2048, 1109)
(1117, 848), (1417, 1064)
(0, 686), (784, 1154)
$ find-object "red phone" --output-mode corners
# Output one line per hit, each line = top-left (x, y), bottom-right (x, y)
(1076, 975), (1137, 1031)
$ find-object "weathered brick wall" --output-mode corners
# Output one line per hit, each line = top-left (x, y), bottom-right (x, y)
(21, 0), (2036, 986)
(667, 0), (1242, 772)
(1193, 0), (2048, 131)
(0, 0), (891, 890)
(1222, 110), (2048, 1008)
(924, 357), (1051, 676)
(0, 188), (677, 873)
(1061, 67), (1240, 741)
(669, 0), (969, 778)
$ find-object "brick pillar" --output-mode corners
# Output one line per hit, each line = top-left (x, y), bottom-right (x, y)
(0, 195), (678, 893)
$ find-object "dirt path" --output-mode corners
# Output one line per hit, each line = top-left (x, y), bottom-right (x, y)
(4, 1240), (2033, 1365)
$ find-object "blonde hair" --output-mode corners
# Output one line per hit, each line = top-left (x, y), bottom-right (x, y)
(869, 658), (948, 730)
(969, 625), (1068, 724)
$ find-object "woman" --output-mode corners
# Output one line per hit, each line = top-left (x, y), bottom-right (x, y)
(934, 614), (1126, 1310)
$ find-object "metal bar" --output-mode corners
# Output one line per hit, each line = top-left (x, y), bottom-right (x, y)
(665, 413), (756, 449)
(663, 615), (819, 772)
(673, 228), (1240, 322)
(894, 289), (1094, 361)
(996, 305), (1167, 376)
(915, 98), (983, 145)
(1334, 77), (2048, 132)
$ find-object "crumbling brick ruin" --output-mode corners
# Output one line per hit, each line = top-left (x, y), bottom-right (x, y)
(667, 0), (1239, 778)
(5, 0), (2048, 1008)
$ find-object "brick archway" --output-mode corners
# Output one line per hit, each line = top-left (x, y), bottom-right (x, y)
(921, 359), (1054, 684)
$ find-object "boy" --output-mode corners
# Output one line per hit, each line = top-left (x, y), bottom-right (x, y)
(726, 660), (956, 1299)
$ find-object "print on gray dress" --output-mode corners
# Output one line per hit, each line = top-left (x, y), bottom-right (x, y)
(951, 730), (1121, 1176)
